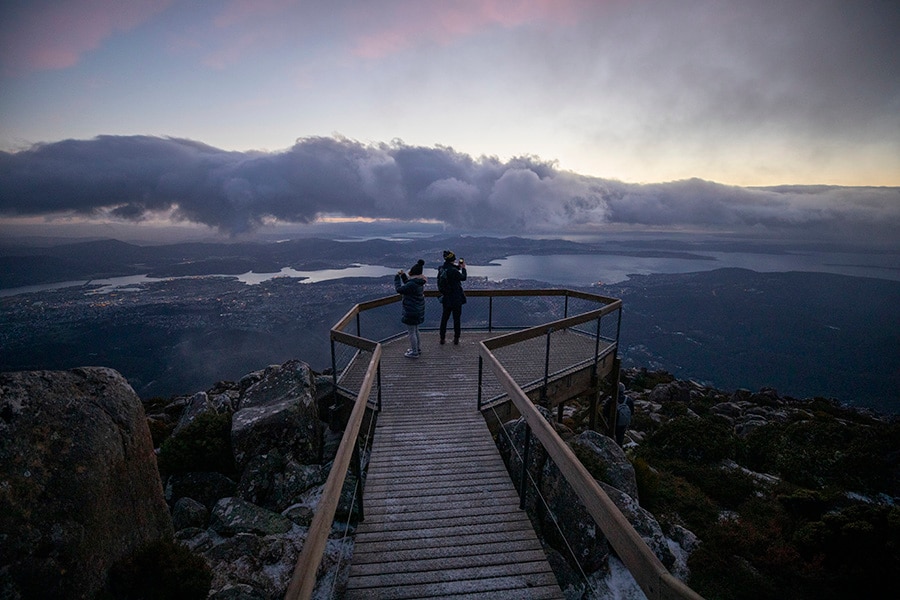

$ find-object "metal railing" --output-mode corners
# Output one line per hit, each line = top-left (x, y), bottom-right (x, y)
(479, 313), (705, 600)
(476, 294), (621, 410)
(284, 303), (382, 599)
(285, 288), (702, 600)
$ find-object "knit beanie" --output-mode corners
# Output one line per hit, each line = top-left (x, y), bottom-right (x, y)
(443, 250), (456, 262)
(409, 259), (425, 276)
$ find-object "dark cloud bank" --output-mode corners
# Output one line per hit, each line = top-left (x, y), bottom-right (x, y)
(1, 135), (897, 245)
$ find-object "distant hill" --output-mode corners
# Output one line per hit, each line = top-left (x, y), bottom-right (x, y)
(607, 268), (900, 414)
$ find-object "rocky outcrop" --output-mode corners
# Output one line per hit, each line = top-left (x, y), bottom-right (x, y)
(232, 360), (322, 469)
(147, 359), (341, 599)
(0, 367), (172, 599)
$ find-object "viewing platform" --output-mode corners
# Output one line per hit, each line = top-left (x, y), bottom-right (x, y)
(285, 290), (703, 600)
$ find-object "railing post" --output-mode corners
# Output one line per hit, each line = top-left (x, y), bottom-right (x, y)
(564, 293), (569, 319)
(593, 314), (603, 384)
(615, 305), (623, 351)
(376, 361), (382, 412)
(488, 296), (494, 332)
(330, 336), (338, 394)
(589, 387), (599, 431)
(540, 327), (552, 407)
(477, 356), (484, 410)
(356, 312), (361, 337)
(351, 440), (365, 522)
(520, 423), (532, 509)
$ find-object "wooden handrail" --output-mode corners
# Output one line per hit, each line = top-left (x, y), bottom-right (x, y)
(284, 343), (382, 600)
(479, 344), (704, 600)
(480, 300), (622, 350)
(330, 329), (378, 353)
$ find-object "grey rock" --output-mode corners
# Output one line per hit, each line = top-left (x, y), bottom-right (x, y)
(649, 381), (691, 404)
(711, 401), (743, 419)
(282, 504), (315, 527)
(497, 409), (610, 574)
(0, 368), (172, 599)
(210, 497), (294, 536)
(237, 451), (327, 513)
(600, 482), (675, 568)
(203, 530), (306, 600)
(210, 583), (268, 600)
(167, 471), (237, 510)
(571, 430), (639, 500)
(231, 360), (322, 469)
(172, 497), (209, 531)
(173, 391), (214, 435)
(175, 527), (214, 553)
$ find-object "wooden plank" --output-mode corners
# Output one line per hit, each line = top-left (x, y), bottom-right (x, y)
(362, 495), (522, 517)
(350, 549), (555, 576)
(351, 538), (543, 564)
(346, 562), (560, 590)
(348, 527), (541, 555)
(343, 333), (564, 600)
(344, 580), (562, 600)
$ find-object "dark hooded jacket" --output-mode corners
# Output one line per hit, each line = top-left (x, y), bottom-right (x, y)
(395, 273), (426, 325)
(438, 261), (467, 308)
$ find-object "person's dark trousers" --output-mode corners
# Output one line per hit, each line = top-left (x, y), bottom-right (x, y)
(440, 305), (462, 343)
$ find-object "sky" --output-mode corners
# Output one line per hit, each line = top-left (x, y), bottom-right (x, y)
(1, 0), (899, 243)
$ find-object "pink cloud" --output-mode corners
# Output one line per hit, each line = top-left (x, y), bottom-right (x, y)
(348, 0), (588, 59)
(1, 0), (172, 74)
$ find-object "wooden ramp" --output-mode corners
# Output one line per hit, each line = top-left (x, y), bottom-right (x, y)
(344, 332), (564, 599)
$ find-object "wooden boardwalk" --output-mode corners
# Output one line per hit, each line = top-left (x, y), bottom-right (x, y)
(343, 331), (565, 599)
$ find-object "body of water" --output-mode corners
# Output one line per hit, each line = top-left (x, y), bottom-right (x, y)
(2, 250), (898, 298)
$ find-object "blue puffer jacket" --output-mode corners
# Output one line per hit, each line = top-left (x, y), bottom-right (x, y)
(395, 274), (426, 325)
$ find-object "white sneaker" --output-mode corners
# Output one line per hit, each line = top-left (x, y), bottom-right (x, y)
(404, 349), (419, 358)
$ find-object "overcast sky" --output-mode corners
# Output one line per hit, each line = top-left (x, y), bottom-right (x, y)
(1, 1), (898, 243)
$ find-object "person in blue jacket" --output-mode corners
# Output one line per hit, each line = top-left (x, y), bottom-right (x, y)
(438, 250), (467, 345)
(395, 259), (426, 358)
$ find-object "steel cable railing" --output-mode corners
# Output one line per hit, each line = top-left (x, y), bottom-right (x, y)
(284, 340), (381, 599)
(322, 395), (378, 598)
(485, 397), (601, 597)
(479, 320), (705, 600)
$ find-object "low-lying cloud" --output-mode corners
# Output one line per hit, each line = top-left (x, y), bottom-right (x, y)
(1, 135), (897, 244)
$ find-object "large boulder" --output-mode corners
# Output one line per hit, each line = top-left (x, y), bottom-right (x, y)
(231, 360), (322, 469)
(571, 430), (639, 500)
(0, 368), (173, 599)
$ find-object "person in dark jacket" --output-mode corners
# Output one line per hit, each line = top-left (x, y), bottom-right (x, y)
(603, 381), (635, 446)
(438, 250), (467, 345)
(395, 259), (426, 358)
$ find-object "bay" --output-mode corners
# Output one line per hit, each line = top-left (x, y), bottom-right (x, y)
(1, 249), (897, 298)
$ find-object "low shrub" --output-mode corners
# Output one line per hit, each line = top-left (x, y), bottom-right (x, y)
(102, 539), (212, 599)
(156, 411), (235, 477)
(639, 416), (735, 465)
